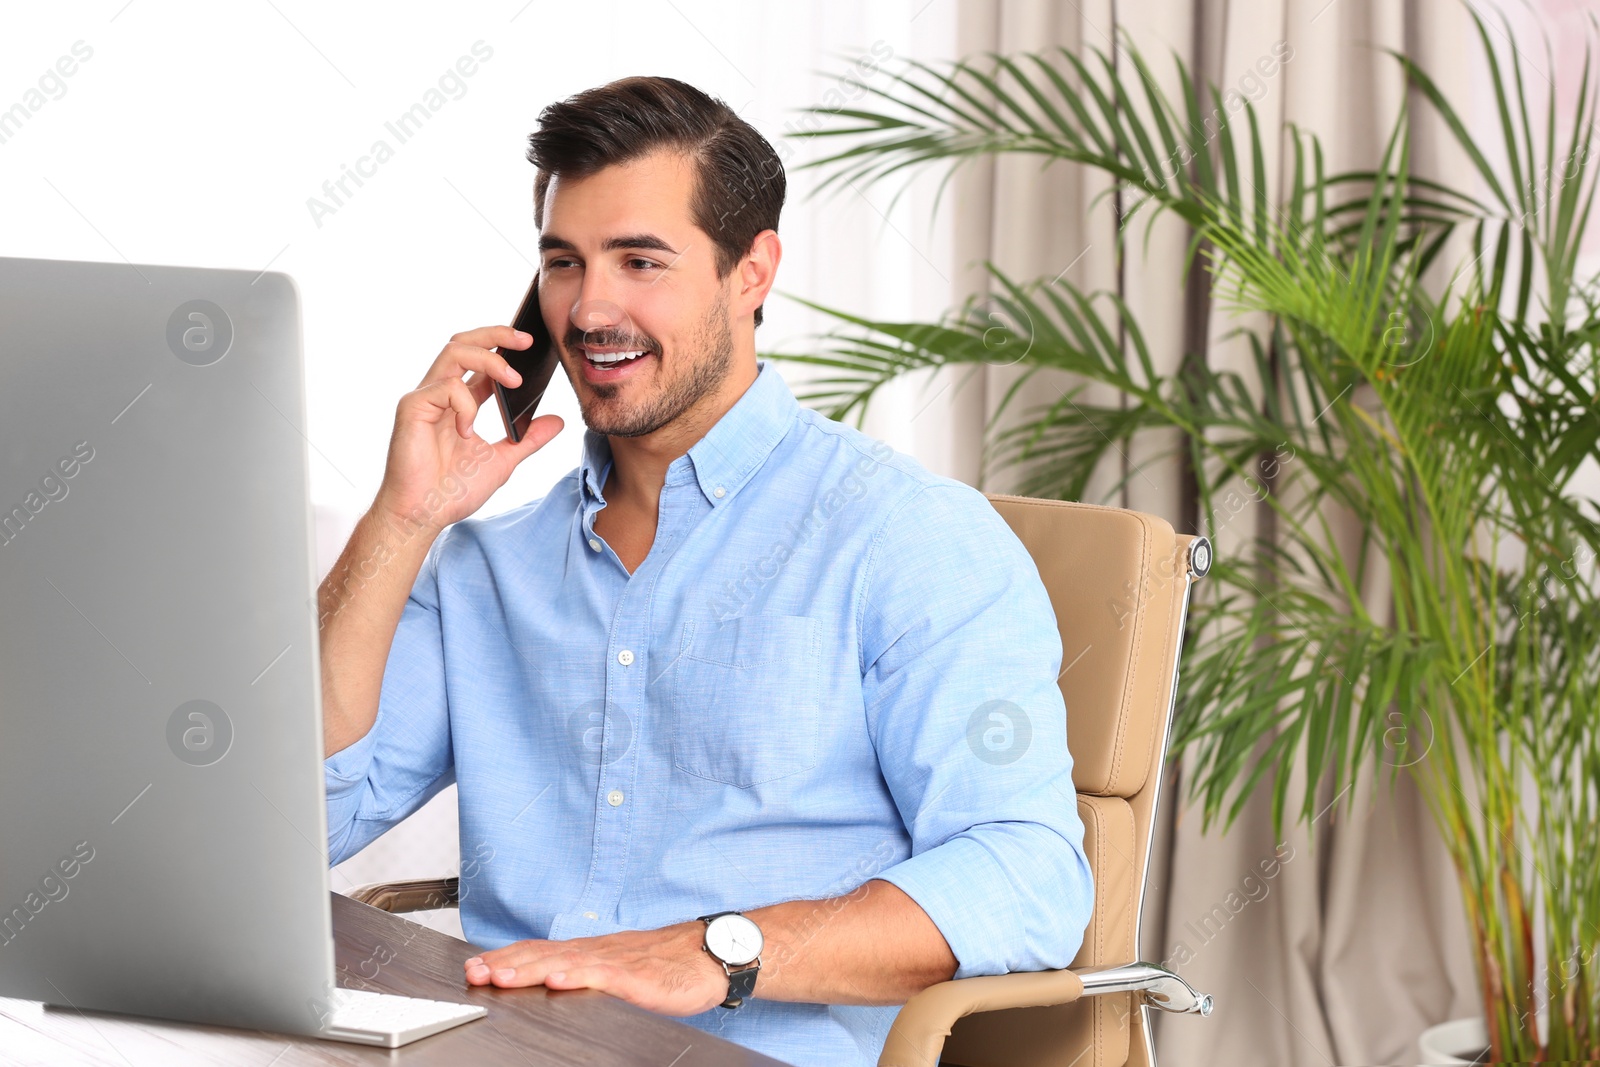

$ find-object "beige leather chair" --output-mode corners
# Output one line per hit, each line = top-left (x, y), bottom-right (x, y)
(350, 495), (1214, 1067)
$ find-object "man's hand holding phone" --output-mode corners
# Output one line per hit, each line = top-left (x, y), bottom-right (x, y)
(322, 321), (562, 759)
(371, 325), (563, 534)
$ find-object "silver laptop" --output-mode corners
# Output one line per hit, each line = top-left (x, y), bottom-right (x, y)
(0, 255), (484, 1047)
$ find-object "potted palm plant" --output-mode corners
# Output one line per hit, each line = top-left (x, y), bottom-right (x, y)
(772, 14), (1600, 1062)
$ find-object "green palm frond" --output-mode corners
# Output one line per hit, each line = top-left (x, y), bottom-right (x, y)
(766, 14), (1600, 1060)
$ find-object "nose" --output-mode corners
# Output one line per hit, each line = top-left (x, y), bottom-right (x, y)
(569, 263), (626, 337)
(570, 297), (626, 339)
(569, 295), (646, 350)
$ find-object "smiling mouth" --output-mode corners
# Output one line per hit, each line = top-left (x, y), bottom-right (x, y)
(580, 345), (652, 368)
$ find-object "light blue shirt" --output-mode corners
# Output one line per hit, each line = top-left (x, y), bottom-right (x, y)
(324, 359), (1094, 1066)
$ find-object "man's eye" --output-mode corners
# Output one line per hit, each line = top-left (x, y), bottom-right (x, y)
(627, 258), (660, 271)
(546, 258), (578, 270)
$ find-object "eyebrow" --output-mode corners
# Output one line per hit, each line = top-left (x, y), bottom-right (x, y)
(538, 233), (679, 255)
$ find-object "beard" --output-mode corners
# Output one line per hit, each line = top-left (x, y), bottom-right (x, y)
(575, 287), (734, 438)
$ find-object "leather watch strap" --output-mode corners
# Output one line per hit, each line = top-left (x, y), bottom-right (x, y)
(723, 962), (758, 1008)
(698, 911), (761, 1009)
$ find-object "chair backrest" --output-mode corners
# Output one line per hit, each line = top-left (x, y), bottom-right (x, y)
(940, 496), (1206, 1067)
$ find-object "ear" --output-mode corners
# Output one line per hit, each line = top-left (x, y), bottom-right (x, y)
(732, 230), (781, 322)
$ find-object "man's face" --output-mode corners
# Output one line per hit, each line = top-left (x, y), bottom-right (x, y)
(538, 149), (736, 438)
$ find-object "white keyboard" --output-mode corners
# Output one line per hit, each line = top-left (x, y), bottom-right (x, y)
(318, 987), (487, 1048)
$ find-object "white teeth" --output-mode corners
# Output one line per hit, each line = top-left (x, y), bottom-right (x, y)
(586, 350), (646, 365)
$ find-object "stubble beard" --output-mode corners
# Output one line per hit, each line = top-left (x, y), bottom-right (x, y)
(578, 288), (735, 439)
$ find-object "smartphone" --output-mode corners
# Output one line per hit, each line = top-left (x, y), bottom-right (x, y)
(492, 273), (558, 443)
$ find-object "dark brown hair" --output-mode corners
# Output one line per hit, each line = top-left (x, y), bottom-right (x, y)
(527, 76), (785, 327)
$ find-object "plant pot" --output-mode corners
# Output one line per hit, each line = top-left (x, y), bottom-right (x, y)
(1418, 1018), (1488, 1065)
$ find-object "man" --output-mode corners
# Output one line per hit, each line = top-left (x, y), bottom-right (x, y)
(320, 75), (1093, 1066)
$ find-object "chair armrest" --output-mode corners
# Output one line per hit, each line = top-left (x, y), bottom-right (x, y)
(346, 877), (459, 913)
(1076, 962), (1213, 1015)
(878, 969), (1084, 1067)
(876, 963), (1210, 1067)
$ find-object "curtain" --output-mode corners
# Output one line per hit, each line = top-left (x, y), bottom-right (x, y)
(939, 1), (1485, 1063)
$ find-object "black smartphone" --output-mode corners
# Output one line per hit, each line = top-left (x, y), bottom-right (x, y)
(492, 273), (558, 443)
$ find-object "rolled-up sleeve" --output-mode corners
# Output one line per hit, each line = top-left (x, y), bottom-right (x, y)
(323, 526), (457, 867)
(863, 483), (1094, 980)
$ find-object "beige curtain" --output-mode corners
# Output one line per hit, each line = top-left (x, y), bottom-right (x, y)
(942, 1), (1484, 1063)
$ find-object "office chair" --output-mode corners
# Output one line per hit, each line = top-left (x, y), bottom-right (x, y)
(349, 495), (1215, 1067)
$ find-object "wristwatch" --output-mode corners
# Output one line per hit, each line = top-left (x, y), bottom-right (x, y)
(697, 911), (763, 1009)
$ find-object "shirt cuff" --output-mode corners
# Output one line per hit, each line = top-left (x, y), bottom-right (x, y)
(324, 723), (379, 799)
(873, 835), (1022, 981)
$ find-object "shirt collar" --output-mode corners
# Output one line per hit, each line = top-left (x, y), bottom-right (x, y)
(577, 359), (799, 510)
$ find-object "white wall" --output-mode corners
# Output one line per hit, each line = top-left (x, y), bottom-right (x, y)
(3, 0), (968, 937)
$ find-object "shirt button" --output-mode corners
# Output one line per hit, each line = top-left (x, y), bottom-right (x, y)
(617, 649), (634, 666)
(583, 911), (598, 920)
(607, 789), (624, 806)
(588, 537), (601, 552)
(713, 486), (726, 498)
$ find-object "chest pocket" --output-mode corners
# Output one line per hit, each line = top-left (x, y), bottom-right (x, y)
(666, 614), (821, 787)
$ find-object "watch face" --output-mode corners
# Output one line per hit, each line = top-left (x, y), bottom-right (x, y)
(705, 913), (763, 966)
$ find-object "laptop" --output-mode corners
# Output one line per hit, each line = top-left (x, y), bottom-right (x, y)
(0, 255), (485, 1047)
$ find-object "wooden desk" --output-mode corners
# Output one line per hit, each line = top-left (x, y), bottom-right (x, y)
(0, 892), (792, 1066)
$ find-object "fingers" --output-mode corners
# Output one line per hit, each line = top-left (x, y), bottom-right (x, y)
(460, 932), (714, 1014)
(492, 413), (564, 464)
(488, 957), (608, 990)
(465, 943), (588, 988)
(455, 324), (533, 352)
(462, 370), (498, 405)
(409, 377), (479, 439)
(419, 329), (531, 390)
(407, 379), (560, 452)
(542, 963), (618, 994)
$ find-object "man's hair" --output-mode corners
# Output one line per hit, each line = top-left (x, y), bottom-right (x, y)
(527, 76), (785, 327)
